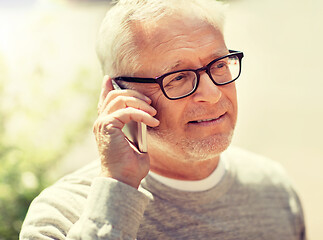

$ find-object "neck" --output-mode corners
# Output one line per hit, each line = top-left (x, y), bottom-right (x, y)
(149, 152), (220, 180)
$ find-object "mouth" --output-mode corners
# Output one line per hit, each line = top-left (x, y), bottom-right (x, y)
(188, 113), (226, 124)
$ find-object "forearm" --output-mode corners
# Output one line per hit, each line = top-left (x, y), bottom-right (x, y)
(67, 178), (151, 240)
(20, 176), (151, 240)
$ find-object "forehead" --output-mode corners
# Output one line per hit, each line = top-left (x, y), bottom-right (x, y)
(133, 16), (227, 76)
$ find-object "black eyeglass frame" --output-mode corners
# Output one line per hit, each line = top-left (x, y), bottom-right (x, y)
(113, 50), (244, 100)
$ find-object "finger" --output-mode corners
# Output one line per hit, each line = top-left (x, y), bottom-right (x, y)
(96, 107), (160, 131)
(107, 89), (152, 104)
(113, 107), (160, 128)
(99, 89), (152, 114)
(105, 96), (157, 116)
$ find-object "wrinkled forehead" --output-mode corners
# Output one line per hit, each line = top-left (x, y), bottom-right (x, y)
(133, 14), (222, 50)
(130, 15), (226, 76)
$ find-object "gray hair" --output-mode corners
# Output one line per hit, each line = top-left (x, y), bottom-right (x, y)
(96, 0), (227, 77)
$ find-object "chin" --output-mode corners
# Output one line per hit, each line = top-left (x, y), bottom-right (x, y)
(181, 132), (233, 161)
(148, 128), (234, 162)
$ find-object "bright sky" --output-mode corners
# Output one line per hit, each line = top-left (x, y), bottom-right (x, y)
(0, 0), (103, 116)
(0, 0), (37, 8)
(0, 0), (65, 8)
(0, 0), (64, 70)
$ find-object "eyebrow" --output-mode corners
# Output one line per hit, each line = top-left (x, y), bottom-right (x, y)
(162, 61), (182, 73)
(208, 49), (230, 60)
(162, 49), (230, 74)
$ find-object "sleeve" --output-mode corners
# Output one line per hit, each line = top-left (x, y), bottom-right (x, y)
(20, 177), (152, 240)
(67, 178), (151, 239)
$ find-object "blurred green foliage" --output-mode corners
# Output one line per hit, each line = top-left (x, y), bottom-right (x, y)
(0, 50), (100, 239)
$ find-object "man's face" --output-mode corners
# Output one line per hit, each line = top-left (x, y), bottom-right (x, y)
(130, 16), (238, 162)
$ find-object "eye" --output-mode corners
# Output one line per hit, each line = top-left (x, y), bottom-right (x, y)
(172, 73), (186, 81)
(209, 59), (230, 77)
(166, 73), (190, 85)
(163, 71), (195, 90)
(211, 59), (229, 69)
(215, 61), (228, 69)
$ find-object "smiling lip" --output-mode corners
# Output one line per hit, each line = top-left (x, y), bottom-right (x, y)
(188, 113), (226, 125)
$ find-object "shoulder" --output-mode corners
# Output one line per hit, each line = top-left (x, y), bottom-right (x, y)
(39, 159), (101, 203)
(55, 159), (101, 188)
(20, 160), (101, 238)
(32, 159), (101, 208)
(222, 147), (306, 237)
(223, 146), (292, 189)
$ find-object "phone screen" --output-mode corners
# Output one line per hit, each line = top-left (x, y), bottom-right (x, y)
(111, 80), (148, 153)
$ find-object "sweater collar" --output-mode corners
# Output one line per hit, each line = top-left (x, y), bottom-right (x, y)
(141, 149), (236, 205)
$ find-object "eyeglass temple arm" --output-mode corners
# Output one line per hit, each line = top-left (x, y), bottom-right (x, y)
(114, 76), (157, 83)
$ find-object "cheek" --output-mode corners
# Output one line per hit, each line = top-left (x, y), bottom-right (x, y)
(224, 83), (238, 122)
(153, 96), (185, 130)
(223, 83), (237, 106)
(133, 83), (160, 96)
(154, 97), (171, 125)
(130, 84), (174, 124)
(140, 87), (171, 125)
(133, 84), (175, 123)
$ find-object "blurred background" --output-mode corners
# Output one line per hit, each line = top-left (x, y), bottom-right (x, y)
(0, 0), (322, 239)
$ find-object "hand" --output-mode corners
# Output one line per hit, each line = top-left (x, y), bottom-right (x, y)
(93, 76), (160, 188)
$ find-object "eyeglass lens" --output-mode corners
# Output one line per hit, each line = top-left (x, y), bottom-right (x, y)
(162, 55), (240, 99)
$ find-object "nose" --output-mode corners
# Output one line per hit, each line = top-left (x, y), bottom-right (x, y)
(192, 71), (222, 103)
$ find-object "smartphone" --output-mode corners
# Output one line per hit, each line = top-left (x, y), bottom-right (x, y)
(111, 80), (148, 153)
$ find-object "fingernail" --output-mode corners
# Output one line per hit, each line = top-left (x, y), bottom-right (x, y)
(145, 96), (152, 103)
(154, 118), (160, 125)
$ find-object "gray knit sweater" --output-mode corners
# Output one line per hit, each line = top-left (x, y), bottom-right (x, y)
(20, 147), (306, 239)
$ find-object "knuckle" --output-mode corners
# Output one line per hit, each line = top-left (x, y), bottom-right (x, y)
(92, 123), (97, 133)
(103, 123), (116, 134)
(113, 95), (126, 104)
(106, 90), (119, 100)
(124, 107), (136, 114)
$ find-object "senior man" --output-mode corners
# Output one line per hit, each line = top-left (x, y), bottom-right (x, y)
(20, 0), (306, 239)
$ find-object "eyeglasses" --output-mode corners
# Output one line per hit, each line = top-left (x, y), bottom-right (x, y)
(114, 50), (244, 100)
